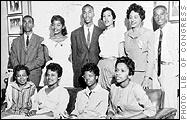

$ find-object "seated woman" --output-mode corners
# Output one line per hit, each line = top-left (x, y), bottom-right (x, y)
(106, 57), (156, 119)
(26, 62), (70, 119)
(1, 65), (37, 118)
(69, 63), (109, 119)
(2, 63), (69, 119)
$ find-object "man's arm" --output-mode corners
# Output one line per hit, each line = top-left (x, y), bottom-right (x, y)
(10, 39), (19, 68)
(70, 32), (77, 69)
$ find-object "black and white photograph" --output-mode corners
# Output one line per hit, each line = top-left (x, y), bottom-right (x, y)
(7, 15), (22, 35)
(7, 1), (22, 15)
(1, 1), (184, 119)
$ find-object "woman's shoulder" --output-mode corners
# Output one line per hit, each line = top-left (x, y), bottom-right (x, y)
(130, 81), (146, 95)
(56, 86), (69, 94)
(42, 37), (54, 46)
(142, 27), (154, 35)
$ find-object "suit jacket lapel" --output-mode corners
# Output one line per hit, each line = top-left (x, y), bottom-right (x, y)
(90, 25), (97, 49)
(20, 35), (27, 52)
(25, 34), (35, 62)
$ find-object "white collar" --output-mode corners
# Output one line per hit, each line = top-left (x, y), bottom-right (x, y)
(84, 24), (94, 32)
(24, 33), (33, 40)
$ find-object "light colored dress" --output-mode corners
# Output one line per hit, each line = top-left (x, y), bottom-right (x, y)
(71, 84), (109, 119)
(1, 81), (37, 118)
(108, 81), (156, 118)
(2, 85), (70, 119)
(31, 85), (69, 118)
(98, 27), (124, 90)
(124, 27), (155, 86)
(39, 36), (73, 87)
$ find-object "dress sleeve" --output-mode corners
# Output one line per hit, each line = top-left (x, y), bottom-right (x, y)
(4, 83), (13, 110)
(96, 91), (109, 118)
(52, 87), (70, 118)
(133, 84), (156, 117)
(145, 30), (155, 78)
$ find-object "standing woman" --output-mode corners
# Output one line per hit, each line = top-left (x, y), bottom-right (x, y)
(124, 3), (155, 89)
(39, 15), (73, 87)
(98, 7), (125, 91)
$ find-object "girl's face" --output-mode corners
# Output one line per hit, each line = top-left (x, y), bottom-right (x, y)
(115, 63), (129, 83)
(16, 70), (28, 86)
(102, 10), (114, 28)
(83, 71), (98, 87)
(51, 20), (63, 35)
(46, 70), (60, 86)
(129, 10), (142, 28)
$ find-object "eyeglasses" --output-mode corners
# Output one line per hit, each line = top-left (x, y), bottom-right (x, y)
(16, 75), (28, 78)
(82, 74), (95, 79)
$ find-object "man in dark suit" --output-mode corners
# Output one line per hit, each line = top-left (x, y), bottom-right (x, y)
(71, 4), (103, 88)
(10, 15), (45, 87)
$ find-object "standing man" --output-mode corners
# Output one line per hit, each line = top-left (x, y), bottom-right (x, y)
(10, 15), (45, 87)
(153, 5), (179, 117)
(71, 4), (103, 88)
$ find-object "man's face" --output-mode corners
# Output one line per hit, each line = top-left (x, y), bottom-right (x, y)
(153, 7), (168, 27)
(82, 6), (95, 24)
(23, 17), (34, 32)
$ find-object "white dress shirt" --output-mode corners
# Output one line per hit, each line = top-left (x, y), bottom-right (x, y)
(24, 33), (33, 47)
(84, 24), (94, 43)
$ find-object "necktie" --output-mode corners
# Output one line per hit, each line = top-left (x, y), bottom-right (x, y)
(26, 36), (29, 47)
(89, 91), (92, 96)
(87, 29), (90, 48)
(157, 29), (163, 76)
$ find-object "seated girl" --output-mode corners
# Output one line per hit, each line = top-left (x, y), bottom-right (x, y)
(2, 63), (69, 119)
(69, 63), (109, 119)
(26, 62), (70, 119)
(106, 57), (156, 119)
(1, 65), (37, 118)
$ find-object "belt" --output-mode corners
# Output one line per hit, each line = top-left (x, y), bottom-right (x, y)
(161, 61), (173, 65)
(134, 70), (145, 72)
(101, 57), (117, 60)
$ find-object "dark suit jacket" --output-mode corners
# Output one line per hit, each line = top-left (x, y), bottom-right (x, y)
(10, 33), (45, 86)
(71, 25), (103, 87)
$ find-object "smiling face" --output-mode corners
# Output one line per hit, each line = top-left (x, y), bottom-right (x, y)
(129, 10), (142, 28)
(82, 6), (95, 25)
(115, 63), (129, 83)
(83, 71), (98, 88)
(16, 70), (28, 86)
(46, 69), (60, 87)
(102, 10), (114, 28)
(51, 20), (63, 35)
(153, 7), (168, 28)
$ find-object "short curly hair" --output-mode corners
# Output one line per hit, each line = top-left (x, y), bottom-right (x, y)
(81, 63), (100, 77)
(115, 56), (135, 76)
(51, 15), (67, 36)
(13, 65), (30, 82)
(45, 63), (63, 77)
(126, 3), (145, 21)
(101, 7), (116, 21)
